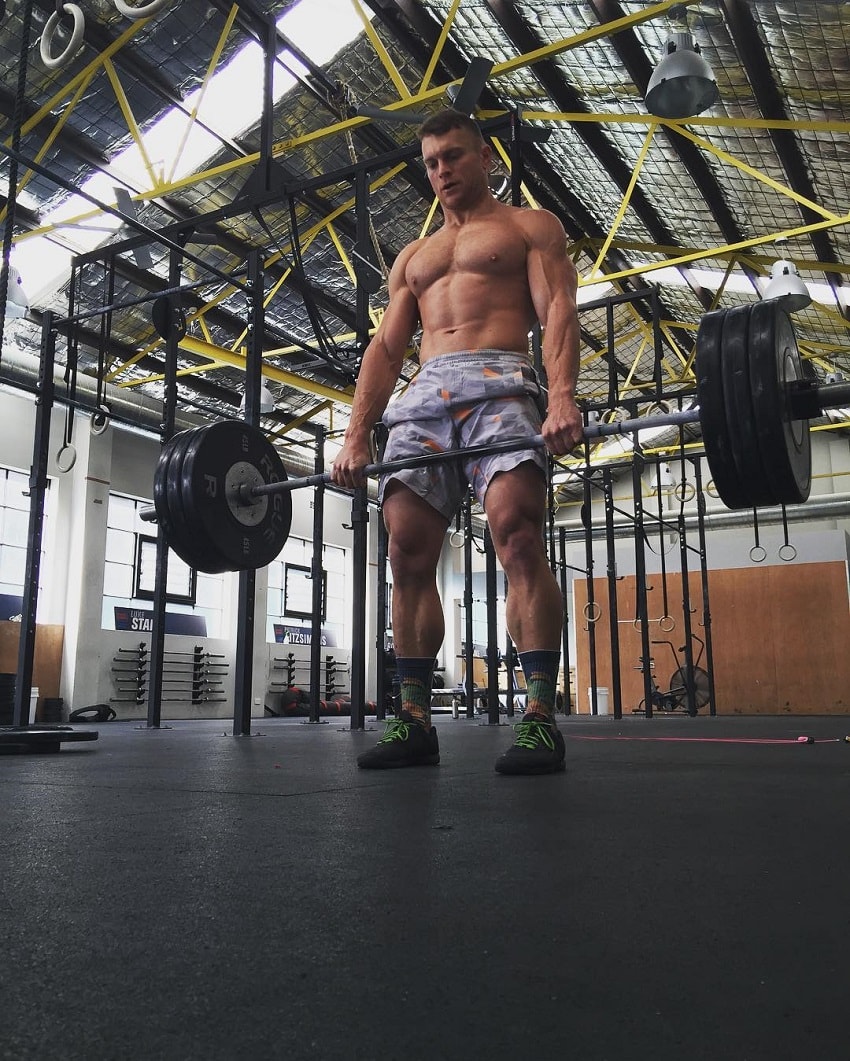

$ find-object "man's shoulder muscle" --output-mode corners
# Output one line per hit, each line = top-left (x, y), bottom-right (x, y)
(515, 206), (567, 246)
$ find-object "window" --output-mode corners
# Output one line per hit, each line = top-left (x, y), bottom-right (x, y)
(133, 534), (196, 604)
(102, 494), (225, 636)
(0, 466), (49, 621)
(267, 536), (348, 646)
(284, 562), (326, 620)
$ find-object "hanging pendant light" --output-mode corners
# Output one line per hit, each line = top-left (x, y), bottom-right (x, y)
(239, 383), (276, 416)
(764, 259), (812, 312)
(646, 32), (719, 119)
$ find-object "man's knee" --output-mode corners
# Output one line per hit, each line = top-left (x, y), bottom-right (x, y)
(388, 536), (437, 582)
(496, 523), (549, 580)
(383, 483), (448, 580)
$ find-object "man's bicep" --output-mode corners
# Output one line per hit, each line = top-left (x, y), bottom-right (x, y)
(375, 285), (420, 361)
(527, 220), (577, 325)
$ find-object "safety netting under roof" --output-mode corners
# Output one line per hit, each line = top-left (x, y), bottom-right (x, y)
(755, 1), (850, 271)
(45, 23), (436, 416)
(4, 0), (850, 451)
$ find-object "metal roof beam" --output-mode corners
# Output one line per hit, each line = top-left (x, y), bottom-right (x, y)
(483, 0), (713, 315)
(719, 0), (845, 306)
(17, 2), (380, 369)
(587, 0), (762, 300)
(28, 0), (247, 159)
(204, 0), (433, 202)
(0, 86), (110, 175)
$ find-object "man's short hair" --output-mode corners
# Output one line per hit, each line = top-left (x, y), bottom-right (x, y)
(416, 108), (484, 143)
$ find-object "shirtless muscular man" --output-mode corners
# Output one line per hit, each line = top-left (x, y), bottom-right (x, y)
(332, 109), (583, 774)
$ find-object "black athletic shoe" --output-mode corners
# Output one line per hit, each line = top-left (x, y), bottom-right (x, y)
(357, 711), (440, 769)
(494, 714), (566, 775)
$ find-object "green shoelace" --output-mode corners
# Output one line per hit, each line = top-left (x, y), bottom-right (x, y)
(512, 719), (556, 750)
(377, 718), (417, 744)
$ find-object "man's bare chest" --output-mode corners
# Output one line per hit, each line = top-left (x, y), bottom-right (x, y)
(407, 224), (529, 293)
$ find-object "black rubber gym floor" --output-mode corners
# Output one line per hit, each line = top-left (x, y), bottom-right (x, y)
(3, 712), (848, 1061)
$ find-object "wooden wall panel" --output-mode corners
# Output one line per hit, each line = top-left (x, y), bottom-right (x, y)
(574, 572), (707, 715)
(706, 568), (779, 713)
(574, 562), (850, 715)
(0, 622), (65, 715)
(768, 563), (850, 713)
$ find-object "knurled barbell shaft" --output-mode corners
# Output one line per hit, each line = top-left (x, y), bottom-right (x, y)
(247, 408), (701, 499)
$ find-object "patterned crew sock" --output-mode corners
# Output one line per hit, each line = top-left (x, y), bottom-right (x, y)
(396, 657), (435, 727)
(518, 650), (561, 720)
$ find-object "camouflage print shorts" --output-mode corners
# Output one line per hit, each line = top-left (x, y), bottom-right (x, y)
(378, 350), (547, 520)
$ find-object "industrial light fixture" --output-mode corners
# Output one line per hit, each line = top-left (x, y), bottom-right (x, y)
(764, 259), (812, 312)
(645, 32), (719, 119)
(3, 264), (29, 319)
(239, 383), (275, 415)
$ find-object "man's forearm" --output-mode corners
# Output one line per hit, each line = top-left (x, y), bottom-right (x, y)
(541, 298), (580, 405)
(344, 339), (403, 444)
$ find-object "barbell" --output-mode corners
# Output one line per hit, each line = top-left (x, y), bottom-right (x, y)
(140, 302), (850, 573)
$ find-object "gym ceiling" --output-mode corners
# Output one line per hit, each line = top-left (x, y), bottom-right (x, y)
(2, 0), (849, 495)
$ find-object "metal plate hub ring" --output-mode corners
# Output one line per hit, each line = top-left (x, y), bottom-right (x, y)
(224, 462), (269, 527)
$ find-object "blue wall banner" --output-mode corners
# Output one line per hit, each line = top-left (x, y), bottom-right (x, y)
(0, 594), (23, 621)
(273, 624), (336, 647)
(114, 607), (207, 636)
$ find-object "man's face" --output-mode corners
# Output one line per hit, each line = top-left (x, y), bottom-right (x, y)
(421, 127), (491, 208)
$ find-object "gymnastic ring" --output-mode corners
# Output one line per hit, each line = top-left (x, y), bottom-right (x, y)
(90, 405), (111, 436)
(449, 529), (465, 549)
(56, 443), (77, 473)
(113, 0), (171, 18)
(749, 545), (767, 563)
(778, 543), (797, 562)
(583, 601), (601, 623)
(659, 614), (676, 632)
(40, 4), (85, 70)
(601, 406), (630, 425)
(674, 481), (696, 503)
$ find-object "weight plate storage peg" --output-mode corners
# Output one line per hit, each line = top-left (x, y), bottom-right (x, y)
(153, 420), (292, 573)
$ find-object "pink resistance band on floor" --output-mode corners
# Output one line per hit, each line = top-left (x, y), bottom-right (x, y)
(570, 735), (850, 746)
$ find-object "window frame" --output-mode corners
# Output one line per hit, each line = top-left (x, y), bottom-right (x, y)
(283, 561), (326, 621)
(132, 533), (197, 605)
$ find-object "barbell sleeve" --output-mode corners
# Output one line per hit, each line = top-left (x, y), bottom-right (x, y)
(788, 378), (850, 421)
